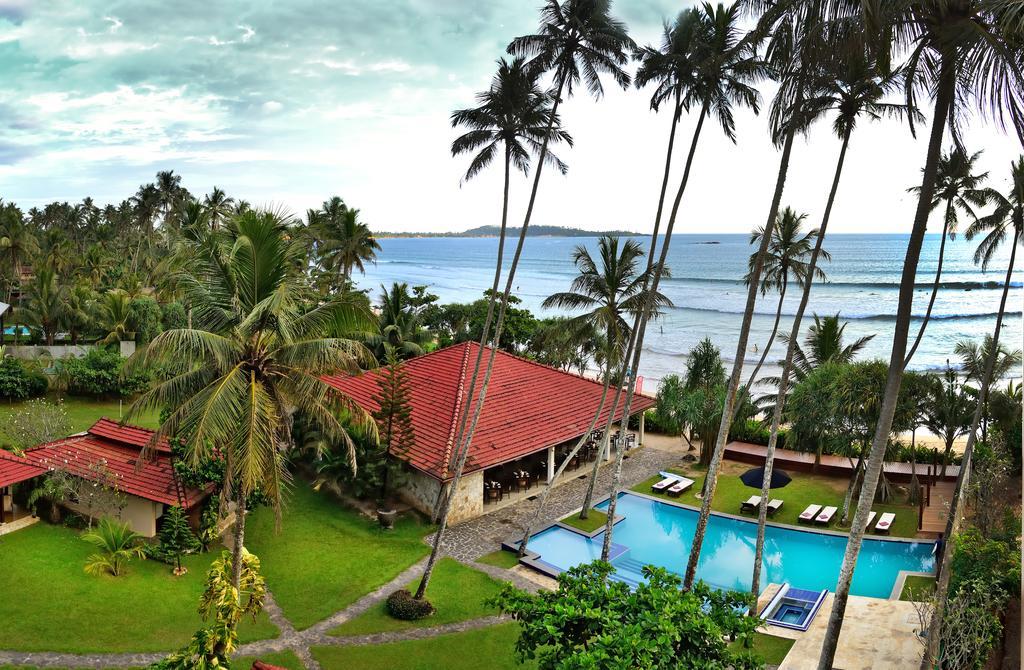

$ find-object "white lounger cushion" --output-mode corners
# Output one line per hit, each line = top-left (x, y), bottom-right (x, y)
(799, 504), (822, 519)
(742, 495), (761, 508)
(668, 477), (694, 492)
(875, 512), (894, 529)
(652, 477), (675, 490)
(815, 506), (837, 522)
(767, 499), (783, 510)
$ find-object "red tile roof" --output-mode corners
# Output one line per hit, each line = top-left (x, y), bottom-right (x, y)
(24, 419), (207, 508)
(0, 449), (45, 488)
(322, 342), (655, 481)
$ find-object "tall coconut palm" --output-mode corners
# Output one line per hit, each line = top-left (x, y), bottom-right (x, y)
(954, 334), (1021, 384)
(904, 149), (988, 366)
(541, 235), (670, 521)
(921, 364), (973, 476)
(921, 155), (1024, 667)
(203, 187), (235, 231)
(126, 210), (375, 598)
(317, 207), (381, 285)
(818, 0), (1024, 663)
(368, 282), (433, 360)
(0, 205), (39, 303)
(21, 268), (66, 346)
(596, 1), (768, 565)
(417, 0), (634, 600)
(741, 207), (826, 389)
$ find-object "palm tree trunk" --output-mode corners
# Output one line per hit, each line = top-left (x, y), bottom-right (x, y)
(683, 103), (799, 589)
(577, 93), (683, 518)
(229, 489), (247, 597)
(740, 279), (787, 400)
(921, 227), (1018, 668)
(904, 209), (951, 368)
(839, 454), (864, 525)
(599, 101), (710, 563)
(416, 77), (567, 600)
(430, 144), (514, 521)
(816, 60), (956, 670)
(517, 374), (611, 557)
(749, 129), (851, 609)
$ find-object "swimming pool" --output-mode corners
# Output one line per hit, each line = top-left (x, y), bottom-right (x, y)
(524, 492), (935, 599)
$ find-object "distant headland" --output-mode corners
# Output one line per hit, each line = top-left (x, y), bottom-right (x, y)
(376, 225), (645, 238)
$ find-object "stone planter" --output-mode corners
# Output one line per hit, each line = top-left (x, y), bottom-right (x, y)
(377, 508), (397, 530)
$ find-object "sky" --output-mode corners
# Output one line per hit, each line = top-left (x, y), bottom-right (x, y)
(0, 0), (1020, 234)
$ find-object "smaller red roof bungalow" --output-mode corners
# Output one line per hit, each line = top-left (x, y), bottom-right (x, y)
(0, 449), (45, 530)
(19, 418), (210, 537)
(323, 342), (655, 523)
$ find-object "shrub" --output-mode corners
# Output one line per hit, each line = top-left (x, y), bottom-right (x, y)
(729, 419), (789, 450)
(386, 589), (435, 620)
(0, 356), (48, 400)
(128, 297), (163, 343)
(59, 347), (149, 397)
(2, 398), (72, 452)
(161, 301), (187, 331)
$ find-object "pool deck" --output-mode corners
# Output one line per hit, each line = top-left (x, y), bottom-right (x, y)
(758, 584), (924, 669)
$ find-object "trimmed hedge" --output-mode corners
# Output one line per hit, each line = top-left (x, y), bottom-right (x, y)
(386, 589), (435, 621)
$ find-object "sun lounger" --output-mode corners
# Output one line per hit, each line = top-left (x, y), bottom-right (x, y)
(865, 511), (876, 529)
(740, 495), (761, 512)
(651, 476), (676, 493)
(667, 477), (694, 497)
(767, 499), (784, 516)
(874, 512), (894, 534)
(814, 506), (837, 525)
(798, 504), (822, 523)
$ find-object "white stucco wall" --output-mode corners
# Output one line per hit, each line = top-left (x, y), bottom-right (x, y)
(66, 495), (164, 537)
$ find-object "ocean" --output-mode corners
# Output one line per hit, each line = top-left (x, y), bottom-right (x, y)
(355, 233), (1023, 390)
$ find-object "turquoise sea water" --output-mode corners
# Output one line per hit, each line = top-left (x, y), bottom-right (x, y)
(525, 492), (935, 599)
(357, 233), (1023, 386)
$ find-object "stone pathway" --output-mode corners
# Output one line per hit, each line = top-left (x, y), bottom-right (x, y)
(0, 448), (678, 669)
(427, 445), (680, 561)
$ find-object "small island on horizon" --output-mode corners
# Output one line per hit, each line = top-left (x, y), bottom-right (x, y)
(376, 224), (646, 238)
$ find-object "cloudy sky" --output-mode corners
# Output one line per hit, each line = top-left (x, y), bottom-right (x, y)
(0, 0), (1019, 234)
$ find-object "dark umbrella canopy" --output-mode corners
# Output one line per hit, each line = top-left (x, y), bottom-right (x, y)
(740, 466), (792, 490)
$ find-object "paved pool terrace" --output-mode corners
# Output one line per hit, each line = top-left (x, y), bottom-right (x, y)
(505, 491), (936, 600)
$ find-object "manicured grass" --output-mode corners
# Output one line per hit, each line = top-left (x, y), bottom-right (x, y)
(234, 650), (306, 670)
(900, 574), (936, 601)
(0, 522), (278, 653)
(331, 557), (505, 636)
(476, 549), (521, 569)
(314, 623), (534, 670)
(559, 509), (608, 533)
(631, 461), (920, 538)
(729, 632), (795, 666)
(0, 394), (160, 441)
(245, 481), (433, 630)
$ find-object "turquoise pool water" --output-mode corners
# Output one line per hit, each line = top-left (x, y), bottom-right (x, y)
(526, 492), (935, 599)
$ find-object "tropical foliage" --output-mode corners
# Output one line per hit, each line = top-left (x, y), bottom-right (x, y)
(82, 518), (147, 577)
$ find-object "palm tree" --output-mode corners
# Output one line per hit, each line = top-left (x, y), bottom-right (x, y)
(904, 149), (988, 366)
(0, 204), (39, 303)
(369, 282), (433, 360)
(126, 210), (375, 596)
(921, 365), (973, 476)
(82, 518), (147, 577)
(921, 155), (1024, 667)
(541, 235), (670, 520)
(62, 283), (94, 346)
(788, 313), (875, 383)
(742, 207), (826, 388)
(317, 206), (381, 285)
(598, 1), (768, 565)
(96, 290), (134, 344)
(954, 334), (1021, 385)
(22, 268), (66, 346)
(418, 0), (634, 600)
(203, 187), (235, 230)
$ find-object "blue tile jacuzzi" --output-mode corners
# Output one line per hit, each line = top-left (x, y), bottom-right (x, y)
(760, 585), (828, 630)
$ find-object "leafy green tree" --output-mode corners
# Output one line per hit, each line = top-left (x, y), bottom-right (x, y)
(368, 282), (432, 360)
(921, 365), (973, 476)
(82, 518), (147, 577)
(156, 506), (201, 575)
(0, 203), (39, 303)
(21, 267), (66, 345)
(2, 398), (71, 454)
(127, 210), (374, 596)
(59, 346), (149, 397)
(370, 350), (415, 507)
(525, 317), (595, 374)
(0, 356), (47, 400)
(490, 561), (761, 670)
(128, 296), (163, 344)
(162, 301), (187, 331)
(63, 283), (94, 346)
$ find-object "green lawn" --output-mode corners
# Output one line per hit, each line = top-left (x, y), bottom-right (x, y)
(233, 650), (306, 670)
(0, 522), (278, 653)
(314, 623), (534, 670)
(900, 574), (936, 601)
(0, 394), (160, 440)
(559, 509), (608, 533)
(476, 549), (521, 569)
(631, 462), (920, 538)
(729, 632), (795, 666)
(331, 558), (505, 636)
(245, 482), (433, 630)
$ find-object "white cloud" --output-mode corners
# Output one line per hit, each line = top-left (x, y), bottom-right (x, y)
(104, 16), (122, 33)
(262, 100), (283, 113)
(238, 24), (255, 42)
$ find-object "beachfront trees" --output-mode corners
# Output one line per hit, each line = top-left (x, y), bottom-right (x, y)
(419, 0), (633, 599)
(922, 155), (1024, 665)
(820, 0), (1024, 661)
(904, 149), (988, 366)
(597, 0), (767, 564)
(126, 210), (375, 601)
(921, 365), (973, 477)
(316, 205), (381, 287)
(368, 282), (432, 361)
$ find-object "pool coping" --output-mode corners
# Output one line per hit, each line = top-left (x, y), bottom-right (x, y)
(507, 489), (936, 588)
(889, 570), (936, 601)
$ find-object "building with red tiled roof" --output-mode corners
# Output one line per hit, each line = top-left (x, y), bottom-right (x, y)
(1, 449), (45, 529)
(323, 342), (655, 523)
(22, 418), (210, 536)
